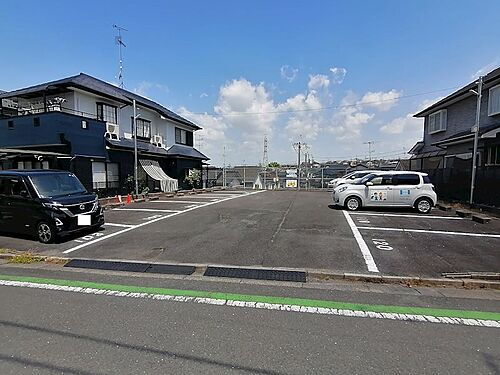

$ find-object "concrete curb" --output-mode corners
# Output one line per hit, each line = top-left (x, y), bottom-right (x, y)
(1, 254), (499, 290)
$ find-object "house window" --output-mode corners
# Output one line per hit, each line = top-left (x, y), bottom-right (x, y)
(8, 120), (14, 129)
(106, 163), (120, 188)
(488, 85), (500, 116)
(175, 127), (193, 146)
(132, 118), (151, 139)
(428, 110), (447, 134)
(92, 162), (107, 189)
(81, 120), (88, 129)
(96, 103), (117, 124)
(92, 161), (120, 189)
(33, 117), (40, 127)
(486, 145), (500, 165)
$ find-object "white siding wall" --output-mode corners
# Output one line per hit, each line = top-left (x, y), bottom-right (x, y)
(71, 90), (194, 147)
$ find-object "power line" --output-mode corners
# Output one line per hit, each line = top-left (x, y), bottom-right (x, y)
(189, 86), (459, 117)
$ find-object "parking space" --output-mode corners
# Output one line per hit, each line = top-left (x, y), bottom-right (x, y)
(0, 190), (260, 255)
(346, 209), (500, 276)
(1, 189), (499, 278)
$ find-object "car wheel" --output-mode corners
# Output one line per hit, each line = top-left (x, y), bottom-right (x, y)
(37, 221), (55, 244)
(415, 197), (432, 214)
(345, 196), (361, 211)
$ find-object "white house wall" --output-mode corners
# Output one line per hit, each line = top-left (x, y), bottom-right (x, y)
(71, 90), (194, 147)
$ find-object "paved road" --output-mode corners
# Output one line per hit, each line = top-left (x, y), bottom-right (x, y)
(0, 265), (499, 374)
(1, 190), (499, 277)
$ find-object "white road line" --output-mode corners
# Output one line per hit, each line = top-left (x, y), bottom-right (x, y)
(103, 223), (136, 228)
(177, 196), (227, 199)
(63, 190), (266, 254)
(357, 226), (500, 238)
(342, 211), (379, 273)
(1, 280), (497, 328)
(112, 208), (182, 213)
(155, 200), (208, 204)
(349, 212), (463, 220)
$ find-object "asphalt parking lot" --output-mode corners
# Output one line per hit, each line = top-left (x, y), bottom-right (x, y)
(1, 189), (499, 278)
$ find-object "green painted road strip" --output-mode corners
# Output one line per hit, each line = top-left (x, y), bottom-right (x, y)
(0, 274), (499, 327)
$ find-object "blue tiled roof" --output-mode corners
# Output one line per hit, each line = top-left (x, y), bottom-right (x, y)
(166, 144), (209, 160)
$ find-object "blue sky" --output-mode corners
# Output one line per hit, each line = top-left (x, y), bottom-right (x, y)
(1, 1), (499, 166)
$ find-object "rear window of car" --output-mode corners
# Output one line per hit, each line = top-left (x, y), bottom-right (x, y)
(394, 174), (421, 185)
(423, 175), (431, 184)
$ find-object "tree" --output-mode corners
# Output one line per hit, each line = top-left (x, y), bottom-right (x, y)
(268, 162), (281, 168)
(184, 169), (201, 189)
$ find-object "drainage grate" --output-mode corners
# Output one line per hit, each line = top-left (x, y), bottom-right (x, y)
(145, 264), (195, 275)
(64, 259), (150, 273)
(204, 267), (306, 282)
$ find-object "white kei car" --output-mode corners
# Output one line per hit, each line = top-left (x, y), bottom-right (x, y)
(332, 171), (437, 214)
(327, 170), (382, 189)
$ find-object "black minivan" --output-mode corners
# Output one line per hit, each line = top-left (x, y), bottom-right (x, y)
(0, 170), (104, 243)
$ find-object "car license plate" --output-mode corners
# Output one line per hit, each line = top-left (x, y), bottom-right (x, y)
(77, 214), (91, 226)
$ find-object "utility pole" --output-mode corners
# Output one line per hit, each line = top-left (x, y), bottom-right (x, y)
(469, 76), (483, 205)
(133, 99), (139, 196)
(243, 160), (246, 190)
(304, 151), (309, 190)
(293, 141), (307, 190)
(222, 146), (226, 188)
(262, 135), (269, 190)
(321, 167), (324, 189)
(363, 141), (375, 162)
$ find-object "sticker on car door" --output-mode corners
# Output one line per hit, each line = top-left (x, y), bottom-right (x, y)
(370, 191), (387, 201)
(399, 189), (411, 200)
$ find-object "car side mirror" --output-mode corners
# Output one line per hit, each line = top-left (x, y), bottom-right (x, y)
(365, 181), (373, 186)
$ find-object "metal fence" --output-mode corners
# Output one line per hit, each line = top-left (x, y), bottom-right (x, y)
(422, 166), (500, 207)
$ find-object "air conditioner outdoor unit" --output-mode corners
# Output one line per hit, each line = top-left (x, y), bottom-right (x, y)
(152, 134), (164, 148)
(105, 123), (120, 140)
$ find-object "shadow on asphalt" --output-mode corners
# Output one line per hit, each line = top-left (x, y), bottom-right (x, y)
(327, 205), (422, 214)
(0, 320), (285, 375)
(0, 226), (105, 246)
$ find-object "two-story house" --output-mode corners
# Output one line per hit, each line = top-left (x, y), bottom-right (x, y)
(409, 66), (500, 205)
(0, 73), (208, 195)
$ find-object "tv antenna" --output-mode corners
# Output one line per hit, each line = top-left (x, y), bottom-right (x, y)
(113, 24), (127, 88)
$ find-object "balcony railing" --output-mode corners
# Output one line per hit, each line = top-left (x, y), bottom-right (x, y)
(6, 105), (99, 120)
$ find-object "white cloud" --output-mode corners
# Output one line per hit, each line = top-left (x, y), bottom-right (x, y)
(278, 91), (324, 140)
(471, 59), (500, 79)
(329, 67), (347, 84)
(133, 81), (169, 98)
(199, 92), (208, 98)
(358, 89), (401, 111)
(214, 78), (277, 146)
(280, 65), (298, 82)
(328, 92), (374, 140)
(308, 74), (330, 90)
(379, 113), (422, 135)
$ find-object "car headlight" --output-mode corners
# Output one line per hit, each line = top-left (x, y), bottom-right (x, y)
(42, 202), (63, 210)
(337, 186), (349, 193)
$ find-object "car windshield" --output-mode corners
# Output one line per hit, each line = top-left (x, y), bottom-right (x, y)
(357, 173), (377, 184)
(341, 172), (355, 179)
(30, 173), (87, 198)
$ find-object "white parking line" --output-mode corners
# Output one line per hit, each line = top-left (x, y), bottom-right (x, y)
(63, 190), (266, 254)
(349, 212), (463, 220)
(155, 200), (208, 204)
(177, 196), (228, 199)
(342, 211), (379, 273)
(357, 226), (500, 238)
(104, 223), (136, 228)
(112, 208), (182, 213)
